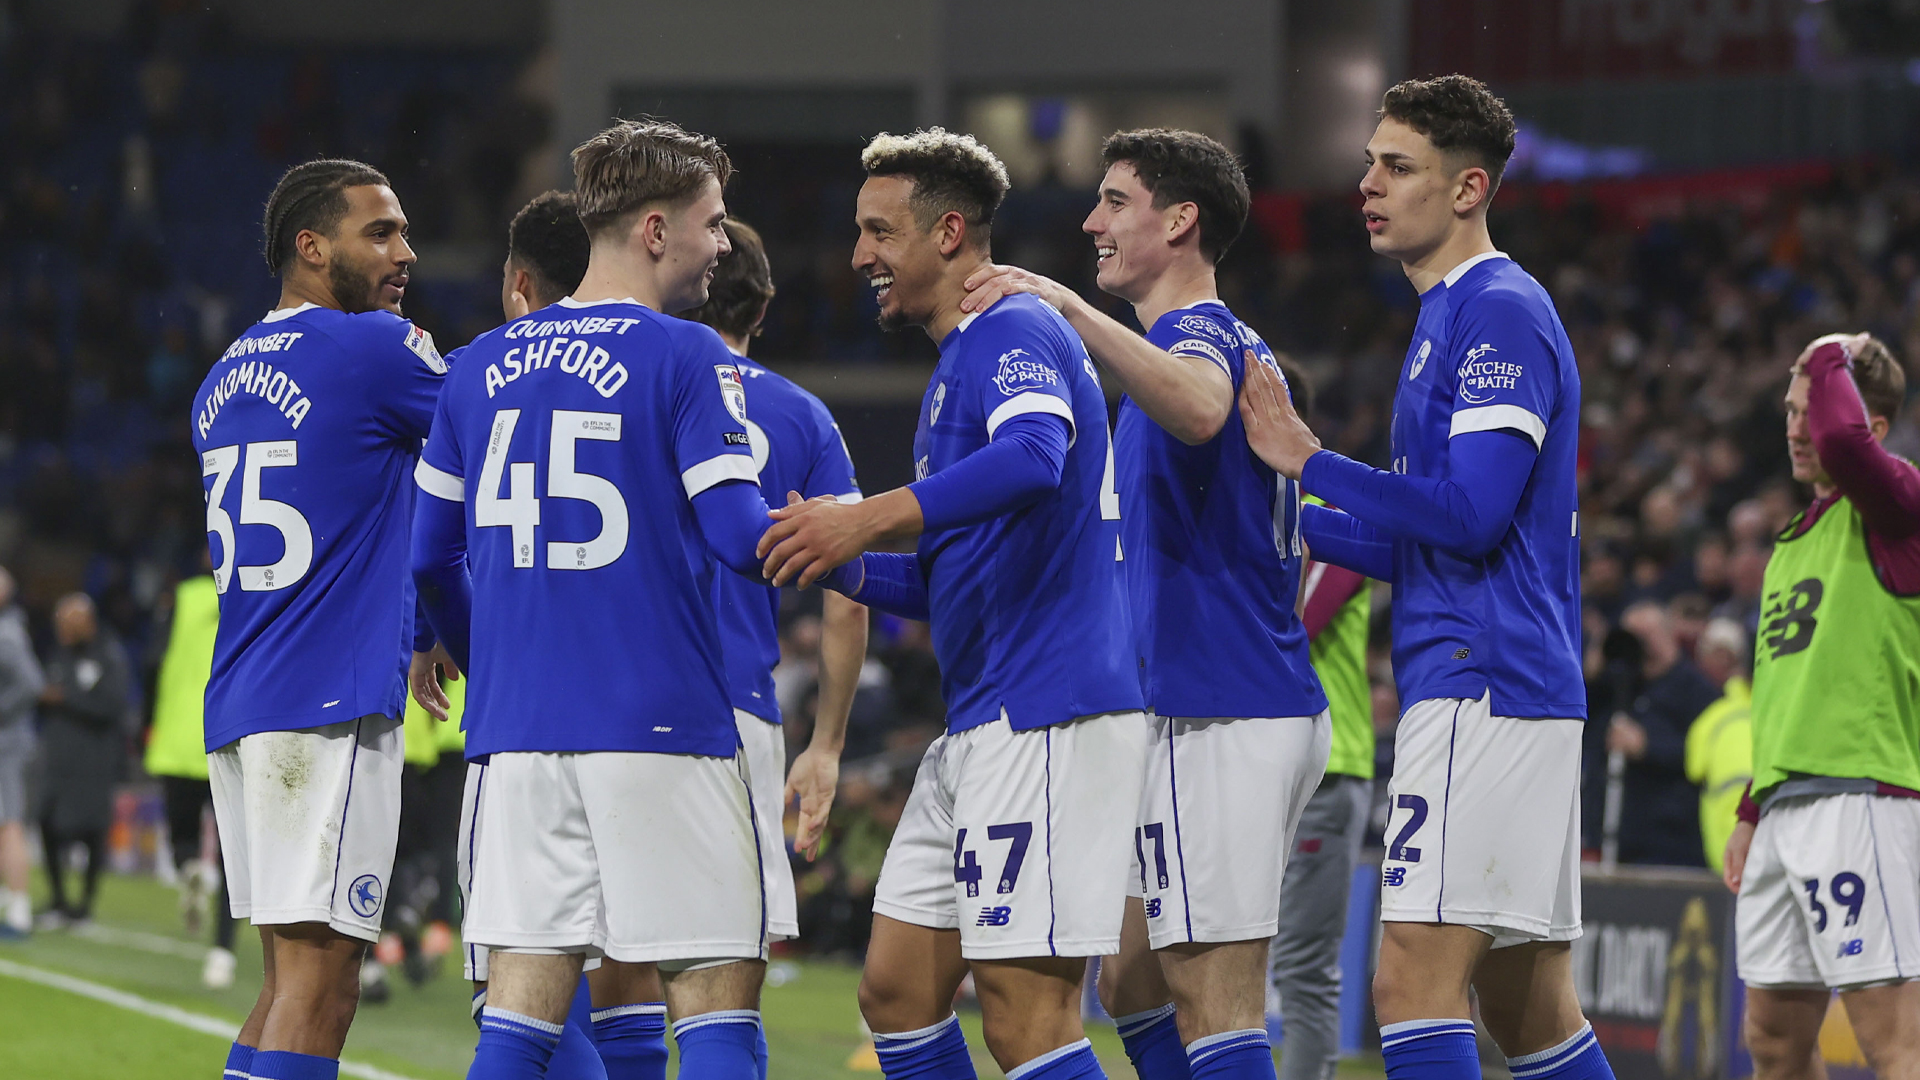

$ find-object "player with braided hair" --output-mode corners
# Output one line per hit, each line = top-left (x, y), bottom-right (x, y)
(193, 158), (443, 1080)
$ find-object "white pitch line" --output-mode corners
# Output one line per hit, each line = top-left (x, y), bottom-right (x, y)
(0, 958), (426, 1080)
(68, 920), (212, 960)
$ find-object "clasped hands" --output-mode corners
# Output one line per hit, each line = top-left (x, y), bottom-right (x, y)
(757, 491), (867, 589)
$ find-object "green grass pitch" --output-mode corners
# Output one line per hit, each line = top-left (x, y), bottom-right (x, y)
(0, 871), (1389, 1079)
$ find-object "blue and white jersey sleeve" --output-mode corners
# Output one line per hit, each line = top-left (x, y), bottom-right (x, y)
(1145, 308), (1243, 385)
(1446, 294), (1558, 452)
(672, 330), (758, 498)
(968, 324), (1079, 443)
(415, 388), (466, 504)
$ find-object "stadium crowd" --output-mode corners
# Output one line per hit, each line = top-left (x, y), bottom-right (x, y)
(4, 9), (1920, 963)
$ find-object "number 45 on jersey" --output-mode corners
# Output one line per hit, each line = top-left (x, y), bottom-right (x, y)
(477, 408), (630, 571)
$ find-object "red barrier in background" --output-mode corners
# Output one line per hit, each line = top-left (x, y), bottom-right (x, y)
(1249, 159), (1840, 253)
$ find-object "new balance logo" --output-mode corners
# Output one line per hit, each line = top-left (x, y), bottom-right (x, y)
(1383, 867), (1407, 887)
(1144, 898), (1163, 918)
(975, 906), (1012, 927)
(1840, 939), (1864, 957)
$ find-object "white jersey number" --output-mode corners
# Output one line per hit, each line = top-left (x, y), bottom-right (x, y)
(201, 441), (314, 594)
(1100, 428), (1123, 561)
(477, 408), (629, 571)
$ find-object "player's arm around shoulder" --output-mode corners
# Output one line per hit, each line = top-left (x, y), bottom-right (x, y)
(962, 263), (1230, 444)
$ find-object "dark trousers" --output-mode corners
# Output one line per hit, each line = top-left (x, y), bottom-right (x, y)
(161, 776), (234, 950)
(40, 820), (105, 918)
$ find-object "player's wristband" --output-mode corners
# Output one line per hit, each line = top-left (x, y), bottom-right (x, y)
(1736, 782), (1760, 825)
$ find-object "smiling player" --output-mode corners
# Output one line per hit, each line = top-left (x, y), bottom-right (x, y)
(1236, 77), (1613, 1080)
(758, 128), (1146, 1080)
(413, 120), (782, 1080)
(960, 129), (1329, 1080)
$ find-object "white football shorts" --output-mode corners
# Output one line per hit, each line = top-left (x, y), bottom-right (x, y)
(461, 749), (766, 967)
(736, 709), (798, 941)
(1129, 712), (1331, 949)
(1737, 793), (1920, 990)
(209, 715), (403, 942)
(874, 711), (1149, 960)
(457, 762), (603, 981)
(1378, 693), (1583, 947)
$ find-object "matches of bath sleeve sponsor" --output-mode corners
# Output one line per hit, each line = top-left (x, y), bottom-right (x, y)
(1383, 254), (1585, 719)
(190, 305), (443, 751)
(417, 298), (755, 757)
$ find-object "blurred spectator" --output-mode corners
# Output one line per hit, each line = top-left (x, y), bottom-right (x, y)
(142, 564), (238, 985)
(1605, 600), (1721, 867)
(1685, 618), (1754, 873)
(36, 593), (132, 924)
(0, 567), (46, 937)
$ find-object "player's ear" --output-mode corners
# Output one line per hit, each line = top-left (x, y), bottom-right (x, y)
(935, 210), (970, 258)
(507, 271), (534, 320)
(294, 228), (330, 270)
(1454, 166), (1493, 217)
(1165, 201), (1200, 248)
(638, 209), (670, 257)
(1871, 413), (1892, 443)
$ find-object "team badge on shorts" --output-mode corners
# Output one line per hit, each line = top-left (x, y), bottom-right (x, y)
(348, 874), (384, 918)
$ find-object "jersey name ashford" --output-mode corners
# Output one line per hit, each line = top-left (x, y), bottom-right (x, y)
(482, 315), (650, 399)
(196, 332), (314, 436)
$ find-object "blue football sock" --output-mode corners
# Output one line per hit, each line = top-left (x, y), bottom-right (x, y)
(1380, 1019), (1480, 1080)
(871, 1014), (977, 1080)
(672, 1009), (762, 1080)
(248, 1051), (338, 1080)
(1506, 1024), (1614, 1080)
(548, 980), (608, 1080)
(469, 1007), (564, 1080)
(224, 1042), (256, 1080)
(591, 1002), (669, 1080)
(1114, 1005), (1191, 1080)
(1186, 1029), (1275, 1080)
(1006, 1038), (1104, 1080)
(754, 1021), (769, 1080)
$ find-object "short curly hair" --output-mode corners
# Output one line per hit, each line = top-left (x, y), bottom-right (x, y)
(1380, 75), (1518, 193)
(1100, 129), (1250, 264)
(570, 118), (733, 239)
(860, 128), (1010, 248)
(683, 217), (775, 341)
(507, 191), (590, 307)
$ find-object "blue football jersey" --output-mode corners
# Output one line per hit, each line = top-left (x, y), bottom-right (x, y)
(1117, 302), (1325, 719)
(1389, 253), (1584, 718)
(415, 298), (759, 756)
(714, 353), (861, 723)
(912, 293), (1141, 733)
(191, 303), (445, 750)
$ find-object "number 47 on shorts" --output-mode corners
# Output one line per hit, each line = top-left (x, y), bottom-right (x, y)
(954, 823), (1033, 899)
